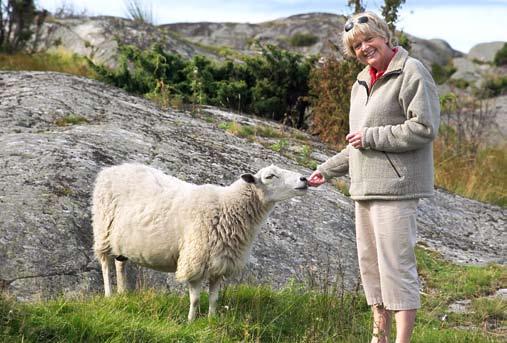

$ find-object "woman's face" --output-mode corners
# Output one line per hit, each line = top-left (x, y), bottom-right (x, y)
(352, 34), (391, 69)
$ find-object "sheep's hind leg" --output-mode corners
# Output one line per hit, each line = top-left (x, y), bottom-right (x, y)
(188, 279), (202, 322)
(99, 254), (113, 297)
(208, 277), (221, 318)
(115, 256), (128, 294)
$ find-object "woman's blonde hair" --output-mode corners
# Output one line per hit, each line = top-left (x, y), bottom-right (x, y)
(342, 11), (393, 58)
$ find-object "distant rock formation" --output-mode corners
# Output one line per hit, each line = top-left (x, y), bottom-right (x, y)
(468, 41), (506, 63)
(34, 13), (462, 69)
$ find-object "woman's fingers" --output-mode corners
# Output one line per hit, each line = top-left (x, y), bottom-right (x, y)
(346, 131), (363, 148)
(308, 171), (325, 187)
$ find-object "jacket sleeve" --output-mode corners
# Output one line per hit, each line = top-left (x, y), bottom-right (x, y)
(362, 61), (441, 152)
(317, 145), (349, 180)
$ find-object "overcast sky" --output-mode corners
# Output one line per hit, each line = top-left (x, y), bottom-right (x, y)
(37, 0), (507, 53)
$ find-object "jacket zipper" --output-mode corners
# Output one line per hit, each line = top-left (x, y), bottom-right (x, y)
(384, 152), (401, 178)
(357, 69), (401, 105)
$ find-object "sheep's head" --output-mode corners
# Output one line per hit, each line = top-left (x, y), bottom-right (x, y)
(241, 165), (308, 202)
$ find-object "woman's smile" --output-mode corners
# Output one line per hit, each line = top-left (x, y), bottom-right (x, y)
(353, 36), (394, 70)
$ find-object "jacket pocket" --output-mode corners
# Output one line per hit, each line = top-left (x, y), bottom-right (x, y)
(383, 152), (402, 178)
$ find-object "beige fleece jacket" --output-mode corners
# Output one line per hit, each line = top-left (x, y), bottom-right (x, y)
(318, 47), (440, 200)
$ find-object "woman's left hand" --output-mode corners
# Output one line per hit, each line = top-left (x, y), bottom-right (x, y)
(346, 131), (364, 149)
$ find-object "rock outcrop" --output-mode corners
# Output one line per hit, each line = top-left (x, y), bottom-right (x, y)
(34, 13), (461, 69)
(0, 71), (505, 301)
(468, 41), (506, 63)
(34, 16), (217, 68)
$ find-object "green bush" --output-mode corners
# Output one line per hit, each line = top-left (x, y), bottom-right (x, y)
(448, 78), (470, 89)
(308, 58), (363, 145)
(431, 62), (456, 85)
(493, 42), (507, 66)
(244, 44), (314, 126)
(480, 75), (507, 98)
(289, 32), (319, 47)
(397, 31), (412, 52)
(89, 43), (313, 127)
(88, 44), (191, 96)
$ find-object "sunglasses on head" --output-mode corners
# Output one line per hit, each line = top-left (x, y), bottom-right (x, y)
(344, 16), (369, 32)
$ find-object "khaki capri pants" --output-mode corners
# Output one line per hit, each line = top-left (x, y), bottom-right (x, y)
(355, 199), (420, 310)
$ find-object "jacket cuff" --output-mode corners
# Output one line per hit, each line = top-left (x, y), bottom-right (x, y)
(316, 165), (331, 181)
(361, 127), (370, 149)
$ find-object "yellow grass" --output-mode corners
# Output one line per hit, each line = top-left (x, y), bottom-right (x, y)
(434, 138), (506, 207)
(0, 48), (94, 77)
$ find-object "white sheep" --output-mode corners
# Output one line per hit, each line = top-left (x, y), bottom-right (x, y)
(92, 163), (308, 321)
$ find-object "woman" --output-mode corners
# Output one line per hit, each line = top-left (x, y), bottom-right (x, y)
(308, 11), (440, 343)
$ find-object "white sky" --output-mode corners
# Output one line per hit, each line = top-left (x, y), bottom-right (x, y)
(37, 0), (507, 53)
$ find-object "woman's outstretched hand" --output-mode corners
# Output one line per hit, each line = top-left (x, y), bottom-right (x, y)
(308, 170), (326, 187)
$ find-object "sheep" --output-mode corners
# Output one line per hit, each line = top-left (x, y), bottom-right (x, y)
(92, 163), (308, 321)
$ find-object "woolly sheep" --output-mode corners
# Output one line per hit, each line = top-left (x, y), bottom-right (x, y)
(92, 163), (308, 321)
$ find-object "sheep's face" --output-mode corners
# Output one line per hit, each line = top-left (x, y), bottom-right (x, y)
(241, 165), (308, 202)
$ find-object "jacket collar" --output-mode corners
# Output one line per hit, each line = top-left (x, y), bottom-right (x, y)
(356, 46), (409, 83)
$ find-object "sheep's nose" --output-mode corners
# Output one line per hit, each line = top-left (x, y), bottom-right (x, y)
(300, 176), (308, 183)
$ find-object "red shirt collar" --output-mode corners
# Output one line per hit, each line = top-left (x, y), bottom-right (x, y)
(369, 47), (398, 88)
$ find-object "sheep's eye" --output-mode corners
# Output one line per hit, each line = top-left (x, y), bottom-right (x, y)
(265, 174), (278, 179)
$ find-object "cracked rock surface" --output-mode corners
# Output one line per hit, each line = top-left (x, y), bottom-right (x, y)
(0, 71), (505, 301)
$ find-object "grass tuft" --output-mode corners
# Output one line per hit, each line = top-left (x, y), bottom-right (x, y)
(434, 140), (507, 207)
(54, 114), (89, 127)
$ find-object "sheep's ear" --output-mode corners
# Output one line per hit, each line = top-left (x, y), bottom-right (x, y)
(241, 173), (256, 184)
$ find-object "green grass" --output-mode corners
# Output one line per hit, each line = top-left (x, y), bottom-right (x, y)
(417, 248), (505, 301)
(1, 247), (505, 342)
(0, 286), (371, 343)
(413, 247), (506, 342)
(297, 145), (318, 170)
(270, 139), (289, 153)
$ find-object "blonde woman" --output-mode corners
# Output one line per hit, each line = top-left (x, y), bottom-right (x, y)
(308, 11), (440, 343)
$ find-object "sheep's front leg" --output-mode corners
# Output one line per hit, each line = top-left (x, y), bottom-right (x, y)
(208, 278), (221, 317)
(188, 279), (202, 321)
(115, 259), (127, 293)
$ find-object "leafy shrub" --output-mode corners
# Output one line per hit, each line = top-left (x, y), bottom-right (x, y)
(431, 61), (456, 85)
(289, 32), (319, 47)
(493, 42), (507, 66)
(308, 58), (363, 145)
(89, 43), (313, 127)
(480, 75), (507, 98)
(244, 44), (314, 126)
(88, 44), (191, 96)
(448, 78), (469, 89)
(396, 31), (411, 52)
